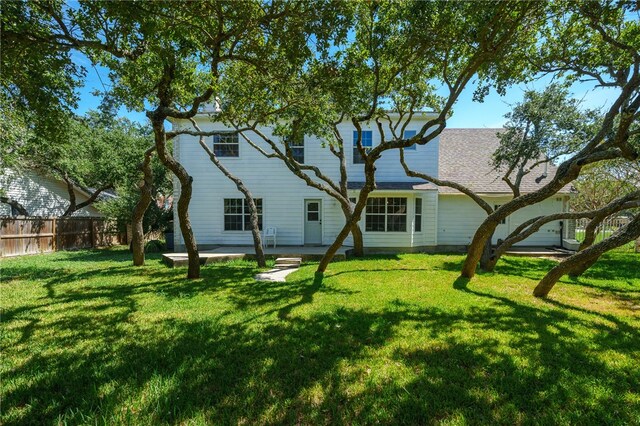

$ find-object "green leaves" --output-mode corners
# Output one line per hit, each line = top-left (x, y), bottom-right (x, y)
(493, 83), (600, 172)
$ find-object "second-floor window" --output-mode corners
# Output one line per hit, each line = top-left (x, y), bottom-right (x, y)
(404, 130), (417, 150)
(353, 130), (372, 164)
(365, 197), (407, 232)
(213, 133), (239, 157)
(224, 198), (263, 231)
(287, 134), (304, 163)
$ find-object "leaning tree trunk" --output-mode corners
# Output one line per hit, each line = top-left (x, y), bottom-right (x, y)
(533, 215), (640, 297)
(351, 223), (364, 257)
(339, 203), (364, 257)
(478, 233), (494, 271)
(317, 167), (374, 273)
(151, 116), (200, 279)
(461, 219), (501, 277)
(317, 214), (360, 273)
(131, 147), (155, 266)
(192, 121), (266, 267)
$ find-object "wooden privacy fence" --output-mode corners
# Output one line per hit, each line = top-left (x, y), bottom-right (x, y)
(0, 217), (121, 257)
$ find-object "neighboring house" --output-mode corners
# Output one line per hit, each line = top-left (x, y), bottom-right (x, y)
(170, 114), (572, 252)
(0, 169), (103, 217)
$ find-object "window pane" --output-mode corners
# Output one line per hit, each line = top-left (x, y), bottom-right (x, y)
(353, 147), (366, 164)
(353, 131), (372, 164)
(243, 214), (263, 231)
(360, 131), (372, 147)
(291, 147), (304, 163)
(353, 130), (373, 147)
(224, 215), (243, 231)
(415, 198), (422, 214)
(214, 133), (239, 157)
(307, 212), (319, 221)
(307, 202), (319, 212)
(214, 144), (239, 157)
(224, 199), (243, 214)
(288, 134), (304, 147)
(387, 198), (407, 214)
(387, 214), (407, 232)
(404, 130), (417, 150)
(366, 198), (386, 214)
(365, 214), (385, 232)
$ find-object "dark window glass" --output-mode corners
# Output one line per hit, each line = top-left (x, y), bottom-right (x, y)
(366, 198), (386, 214)
(386, 198), (407, 232)
(365, 214), (385, 232)
(353, 130), (373, 164)
(224, 198), (263, 230)
(213, 133), (239, 157)
(364, 197), (407, 232)
(387, 214), (407, 232)
(288, 134), (304, 163)
(415, 198), (422, 232)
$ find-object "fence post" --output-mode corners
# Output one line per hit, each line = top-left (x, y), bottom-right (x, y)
(52, 218), (57, 252)
(90, 217), (95, 248)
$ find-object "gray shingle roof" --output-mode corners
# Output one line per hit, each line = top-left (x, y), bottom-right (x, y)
(438, 128), (572, 194)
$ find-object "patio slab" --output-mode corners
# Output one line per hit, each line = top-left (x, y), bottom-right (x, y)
(162, 245), (350, 268)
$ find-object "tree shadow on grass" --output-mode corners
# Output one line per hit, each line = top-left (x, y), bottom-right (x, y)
(4, 249), (640, 424)
(4, 291), (640, 424)
(576, 252), (640, 282)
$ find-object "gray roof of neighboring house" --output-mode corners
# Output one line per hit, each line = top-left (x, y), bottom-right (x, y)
(438, 128), (572, 195)
(347, 181), (436, 191)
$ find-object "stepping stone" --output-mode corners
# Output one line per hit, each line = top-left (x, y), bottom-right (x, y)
(256, 258), (302, 282)
(274, 257), (302, 269)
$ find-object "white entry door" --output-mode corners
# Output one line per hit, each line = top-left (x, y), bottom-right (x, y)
(304, 200), (322, 245)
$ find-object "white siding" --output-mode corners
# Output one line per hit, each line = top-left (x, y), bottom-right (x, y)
(0, 169), (102, 217)
(336, 120), (439, 182)
(438, 194), (565, 247)
(173, 117), (441, 249)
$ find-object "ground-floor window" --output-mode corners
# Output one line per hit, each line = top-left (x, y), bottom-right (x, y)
(415, 198), (422, 232)
(224, 198), (263, 231)
(365, 197), (407, 232)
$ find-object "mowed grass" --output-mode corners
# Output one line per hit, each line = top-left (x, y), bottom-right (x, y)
(1, 247), (639, 425)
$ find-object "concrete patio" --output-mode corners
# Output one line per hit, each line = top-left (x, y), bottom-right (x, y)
(162, 245), (351, 268)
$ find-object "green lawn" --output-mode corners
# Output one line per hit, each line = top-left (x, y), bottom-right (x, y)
(1, 248), (639, 425)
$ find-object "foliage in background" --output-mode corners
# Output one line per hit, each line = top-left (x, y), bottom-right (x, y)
(97, 149), (173, 234)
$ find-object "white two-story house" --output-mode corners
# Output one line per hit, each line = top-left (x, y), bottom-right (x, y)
(170, 112), (572, 252)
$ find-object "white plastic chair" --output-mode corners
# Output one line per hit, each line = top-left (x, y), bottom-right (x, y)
(263, 227), (277, 248)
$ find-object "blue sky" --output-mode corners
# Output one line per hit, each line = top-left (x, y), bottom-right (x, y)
(74, 59), (617, 129)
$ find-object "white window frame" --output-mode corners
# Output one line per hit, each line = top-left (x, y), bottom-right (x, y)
(404, 130), (417, 151)
(288, 134), (304, 164)
(213, 133), (240, 158)
(365, 197), (408, 232)
(353, 130), (373, 164)
(224, 198), (263, 231)
(415, 197), (422, 232)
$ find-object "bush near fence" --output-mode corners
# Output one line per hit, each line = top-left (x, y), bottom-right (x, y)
(0, 217), (122, 257)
